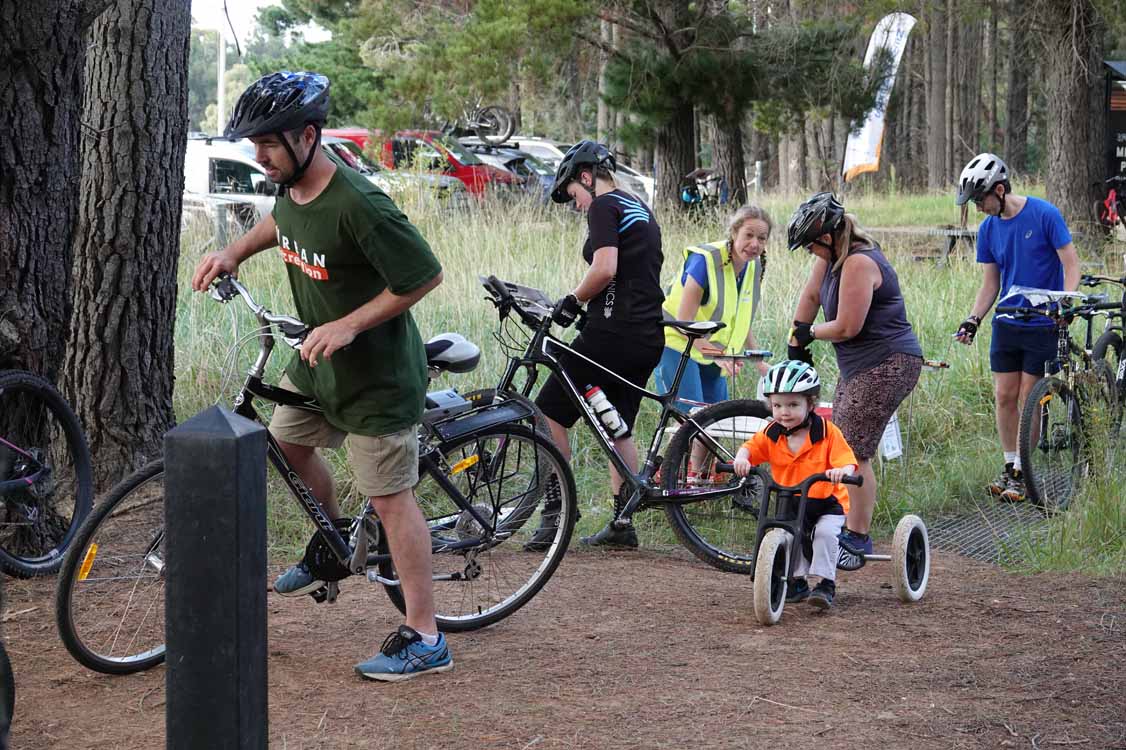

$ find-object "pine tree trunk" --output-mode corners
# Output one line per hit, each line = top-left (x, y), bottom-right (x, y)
(1041, 0), (1102, 227)
(597, 19), (612, 144)
(63, 0), (191, 489)
(1004, 2), (1030, 172)
(712, 113), (746, 206)
(0, 1), (85, 375)
(985, 1), (998, 148)
(926, 0), (948, 189)
(656, 101), (697, 210)
(945, 0), (955, 177)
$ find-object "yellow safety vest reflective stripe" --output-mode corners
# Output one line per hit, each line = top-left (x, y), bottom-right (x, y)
(662, 241), (761, 365)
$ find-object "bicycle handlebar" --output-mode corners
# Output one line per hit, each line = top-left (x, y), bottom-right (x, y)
(713, 464), (863, 489)
(1082, 273), (1126, 289)
(209, 272), (310, 349)
(996, 297), (1119, 321)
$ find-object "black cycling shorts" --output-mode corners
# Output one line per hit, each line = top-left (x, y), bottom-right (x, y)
(534, 326), (663, 437)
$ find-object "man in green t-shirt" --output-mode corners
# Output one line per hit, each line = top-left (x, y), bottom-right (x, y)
(191, 72), (449, 682)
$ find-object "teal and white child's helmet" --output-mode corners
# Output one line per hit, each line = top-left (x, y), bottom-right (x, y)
(761, 360), (821, 396)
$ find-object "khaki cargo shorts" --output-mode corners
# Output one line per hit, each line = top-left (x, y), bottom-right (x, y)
(269, 374), (419, 497)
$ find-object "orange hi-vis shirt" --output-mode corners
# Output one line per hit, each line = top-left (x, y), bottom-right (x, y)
(740, 415), (858, 514)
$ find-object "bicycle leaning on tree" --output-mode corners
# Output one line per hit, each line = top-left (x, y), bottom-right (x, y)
(480, 275), (775, 573)
(55, 273), (578, 675)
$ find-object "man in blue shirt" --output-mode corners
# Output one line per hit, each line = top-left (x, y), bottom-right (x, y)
(952, 153), (1080, 501)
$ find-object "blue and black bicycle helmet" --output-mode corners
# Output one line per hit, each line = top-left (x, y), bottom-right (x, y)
(225, 71), (331, 187)
(550, 140), (616, 203)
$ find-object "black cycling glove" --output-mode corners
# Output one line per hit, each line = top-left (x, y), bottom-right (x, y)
(789, 321), (815, 348)
(787, 344), (814, 366)
(552, 294), (583, 328)
(955, 315), (981, 342)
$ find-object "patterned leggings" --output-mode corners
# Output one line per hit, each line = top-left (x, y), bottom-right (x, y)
(833, 353), (923, 460)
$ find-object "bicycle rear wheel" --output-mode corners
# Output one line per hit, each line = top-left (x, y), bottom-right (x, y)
(1019, 378), (1084, 514)
(55, 461), (166, 674)
(380, 424), (576, 632)
(1092, 330), (1125, 433)
(0, 370), (93, 577)
(662, 399), (771, 573)
(474, 105), (515, 145)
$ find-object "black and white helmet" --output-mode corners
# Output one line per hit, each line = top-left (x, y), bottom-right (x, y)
(225, 71), (330, 140)
(786, 192), (845, 251)
(761, 360), (821, 396)
(955, 153), (1008, 206)
(550, 140), (616, 203)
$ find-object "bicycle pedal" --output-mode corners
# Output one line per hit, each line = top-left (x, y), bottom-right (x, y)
(308, 581), (340, 604)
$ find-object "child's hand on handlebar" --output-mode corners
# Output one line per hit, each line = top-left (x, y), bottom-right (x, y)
(732, 457), (752, 477)
(826, 464), (856, 485)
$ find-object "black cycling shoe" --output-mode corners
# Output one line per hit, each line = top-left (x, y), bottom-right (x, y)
(580, 522), (638, 549)
(808, 579), (836, 610)
(523, 474), (570, 552)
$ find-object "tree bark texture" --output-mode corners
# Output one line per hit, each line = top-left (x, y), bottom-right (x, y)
(711, 112), (746, 206)
(926, 0), (948, 188)
(1004, 1), (1030, 172)
(0, 1), (85, 376)
(655, 100), (697, 209)
(64, 0), (191, 489)
(597, 19), (611, 145)
(1040, 0), (1103, 229)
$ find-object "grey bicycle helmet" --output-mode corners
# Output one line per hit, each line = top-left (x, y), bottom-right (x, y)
(761, 360), (821, 396)
(955, 153), (1009, 206)
(786, 192), (845, 251)
(550, 140), (616, 203)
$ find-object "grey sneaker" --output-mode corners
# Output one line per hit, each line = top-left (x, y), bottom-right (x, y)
(988, 463), (1014, 497)
(786, 577), (810, 603)
(580, 522), (638, 549)
(273, 561), (324, 597)
(999, 468), (1026, 503)
(808, 579), (836, 610)
(354, 625), (453, 682)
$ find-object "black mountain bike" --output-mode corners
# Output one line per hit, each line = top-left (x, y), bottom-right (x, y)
(55, 273), (577, 675)
(997, 289), (1120, 513)
(481, 275), (773, 573)
(0, 370), (92, 577)
(1086, 272), (1126, 431)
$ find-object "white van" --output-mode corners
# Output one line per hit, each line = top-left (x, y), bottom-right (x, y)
(183, 136), (467, 227)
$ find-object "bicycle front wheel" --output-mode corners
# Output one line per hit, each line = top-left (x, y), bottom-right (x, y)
(55, 461), (166, 674)
(1093, 330), (1125, 432)
(0, 370), (93, 577)
(381, 424), (577, 632)
(662, 398), (771, 573)
(1019, 378), (1084, 514)
(474, 105), (515, 145)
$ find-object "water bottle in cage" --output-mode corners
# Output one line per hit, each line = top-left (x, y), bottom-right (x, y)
(584, 385), (628, 438)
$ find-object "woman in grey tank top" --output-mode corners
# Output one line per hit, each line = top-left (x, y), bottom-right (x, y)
(784, 193), (923, 568)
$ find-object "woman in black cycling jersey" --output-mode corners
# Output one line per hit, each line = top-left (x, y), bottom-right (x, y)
(532, 140), (665, 549)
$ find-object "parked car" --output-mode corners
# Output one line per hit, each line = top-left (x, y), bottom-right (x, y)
(377, 130), (520, 198)
(322, 135), (469, 208)
(182, 136), (467, 229)
(508, 136), (654, 203)
(459, 141), (555, 203)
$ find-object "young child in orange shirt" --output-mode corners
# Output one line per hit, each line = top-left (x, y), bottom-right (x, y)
(733, 360), (857, 608)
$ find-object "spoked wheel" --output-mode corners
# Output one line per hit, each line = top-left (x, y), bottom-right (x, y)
(1092, 330), (1125, 439)
(380, 425), (576, 632)
(1019, 377), (1084, 514)
(752, 528), (789, 626)
(0, 370), (93, 577)
(55, 461), (166, 674)
(473, 105), (515, 145)
(891, 515), (930, 602)
(662, 399), (771, 573)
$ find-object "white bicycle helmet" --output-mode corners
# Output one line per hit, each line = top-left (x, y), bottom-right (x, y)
(761, 360), (821, 396)
(955, 153), (1009, 206)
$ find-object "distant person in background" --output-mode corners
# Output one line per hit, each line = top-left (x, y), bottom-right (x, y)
(786, 192), (923, 570)
(952, 153), (1079, 502)
(531, 140), (665, 550)
(657, 205), (772, 412)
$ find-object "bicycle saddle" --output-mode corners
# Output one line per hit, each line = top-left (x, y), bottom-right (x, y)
(425, 333), (481, 374)
(661, 320), (726, 338)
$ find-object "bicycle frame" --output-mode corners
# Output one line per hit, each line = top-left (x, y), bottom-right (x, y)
(212, 274), (534, 580)
(0, 436), (44, 494)
(483, 276), (767, 523)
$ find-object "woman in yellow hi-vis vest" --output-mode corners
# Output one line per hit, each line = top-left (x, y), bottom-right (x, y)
(656, 205), (773, 408)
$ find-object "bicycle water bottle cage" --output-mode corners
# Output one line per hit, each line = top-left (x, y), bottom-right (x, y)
(302, 517), (355, 584)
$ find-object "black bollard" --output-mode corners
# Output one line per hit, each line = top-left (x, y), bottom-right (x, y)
(165, 405), (267, 749)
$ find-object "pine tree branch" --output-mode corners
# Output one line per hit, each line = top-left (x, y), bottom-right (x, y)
(574, 30), (632, 62)
(596, 10), (661, 43)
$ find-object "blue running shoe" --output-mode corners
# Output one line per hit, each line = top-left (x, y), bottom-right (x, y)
(837, 528), (873, 571)
(273, 561), (324, 597)
(354, 626), (453, 682)
(786, 577), (810, 603)
(809, 579), (836, 610)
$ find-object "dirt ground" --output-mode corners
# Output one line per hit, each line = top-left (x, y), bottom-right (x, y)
(7, 546), (1125, 750)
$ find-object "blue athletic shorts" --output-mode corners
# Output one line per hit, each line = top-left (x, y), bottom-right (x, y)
(989, 319), (1059, 375)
